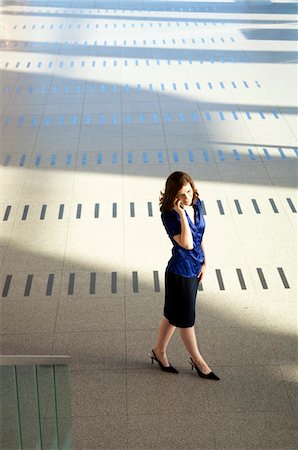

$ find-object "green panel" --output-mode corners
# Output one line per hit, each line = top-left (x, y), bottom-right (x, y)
(36, 365), (58, 449)
(0, 364), (72, 450)
(16, 366), (41, 450)
(0, 366), (21, 450)
(54, 365), (73, 450)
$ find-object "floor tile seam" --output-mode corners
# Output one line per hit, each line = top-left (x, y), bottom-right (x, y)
(156, 84), (173, 170)
(52, 169), (81, 335)
(272, 360), (297, 412)
(250, 145), (297, 227)
(1, 74), (18, 120)
(123, 408), (298, 417)
(219, 206), (276, 295)
(69, 407), (296, 420)
(281, 114), (298, 140)
(0, 75), (49, 228)
(67, 363), (291, 370)
(275, 191), (297, 234)
(119, 112), (130, 432)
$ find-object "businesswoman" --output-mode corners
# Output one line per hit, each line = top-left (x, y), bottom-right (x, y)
(150, 171), (220, 380)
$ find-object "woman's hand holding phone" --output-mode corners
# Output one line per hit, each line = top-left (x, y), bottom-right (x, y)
(173, 198), (185, 215)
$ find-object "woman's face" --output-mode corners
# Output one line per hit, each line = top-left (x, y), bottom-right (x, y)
(176, 183), (193, 207)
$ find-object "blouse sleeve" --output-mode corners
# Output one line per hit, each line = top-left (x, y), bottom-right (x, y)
(161, 211), (181, 237)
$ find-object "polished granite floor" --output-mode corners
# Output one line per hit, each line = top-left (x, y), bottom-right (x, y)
(0, 0), (297, 449)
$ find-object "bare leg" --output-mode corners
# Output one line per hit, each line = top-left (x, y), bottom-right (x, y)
(153, 317), (176, 367)
(179, 326), (211, 374)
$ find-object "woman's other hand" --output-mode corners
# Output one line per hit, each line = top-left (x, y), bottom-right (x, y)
(198, 262), (206, 283)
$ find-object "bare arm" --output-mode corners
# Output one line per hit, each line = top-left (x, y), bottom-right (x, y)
(200, 239), (206, 263)
(197, 238), (207, 281)
(172, 200), (193, 250)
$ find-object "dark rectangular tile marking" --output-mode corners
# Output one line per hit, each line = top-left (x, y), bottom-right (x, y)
(248, 149), (257, 160)
(234, 200), (243, 214)
(130, 202), (135, 217)
(158, 151), (163, 163)
(286, 198), (297, 213)
(111, 272), (117, 294)
(147, 202), (153, 217)
(269, 198), (279, 213)
(257, 268), (268, 289)
(46, 274), (54, 296)
(76, 204), (82, 219)
(236, 269), (247, 290)
(263, 148), (271, 160)
(233, 149), (240, 160)
(68, 273), (75, 295)
(35, 155), (41, 166)
(19, 155), (26, 166)
(90, 272), (96, 294)
(200, 200), (206, 215)
(58, 204), (64, 220)
(24, 274), (33, 296)
(4, 155), (11, 166)
(3, 205), (12, 221)
(251, 199), (261, 214)
(217, 200), (225, 215)
(50, 154), (57, 166)
(277, 267), (290, 289)
(173, 151), (179, 162)
(215, 269), (225, 290)
(40, 204), (47, 220)
(21, 205), (29, 220)
(2, 275), (12, 297)
(112, 203), (117, 218)
(278, 148), (286, 160)
(132, 271), (138, 293)
(153, 271), (160, 292)
(94, 203), (100, 218)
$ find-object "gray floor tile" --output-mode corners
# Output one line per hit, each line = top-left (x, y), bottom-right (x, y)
(213, 412), (297, 449)
(126, 295), (164, 330)
(0, 333), (54, 355)
(55, 297), (125, 332)
(205, 365), (292, 412)
(198, 327), (278, 366)
(72, 414), (127, 450)
(0, 299), (58, 334)
(70, 369), (126, 417)
(127, 369), (209, 415)
(127, 413), (215, 449)
(53, 330), (126, 370)
(279, 365), (298, 412)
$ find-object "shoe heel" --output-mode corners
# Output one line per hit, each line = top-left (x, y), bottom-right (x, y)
(188, 358), (194, 370)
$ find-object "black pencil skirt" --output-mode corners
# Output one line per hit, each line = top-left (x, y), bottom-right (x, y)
(164, 271), (199, 328)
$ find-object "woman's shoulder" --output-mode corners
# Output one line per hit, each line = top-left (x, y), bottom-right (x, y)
(161, 209), (178, 221)
(194, 198), (202, 208)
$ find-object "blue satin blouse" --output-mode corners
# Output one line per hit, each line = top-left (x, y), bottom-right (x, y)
(161, 199), (206, 278)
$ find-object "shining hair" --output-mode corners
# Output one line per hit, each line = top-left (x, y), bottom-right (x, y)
(159, 171), (199, 212)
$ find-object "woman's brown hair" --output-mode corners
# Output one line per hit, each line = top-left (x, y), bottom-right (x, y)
(159, 171), (199, 212)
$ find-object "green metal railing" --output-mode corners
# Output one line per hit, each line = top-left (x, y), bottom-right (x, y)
(0, 356), (73, 450)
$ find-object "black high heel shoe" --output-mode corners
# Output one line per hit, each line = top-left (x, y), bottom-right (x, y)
(149, 349), (179, 374)
(189, 357), (220, 381)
